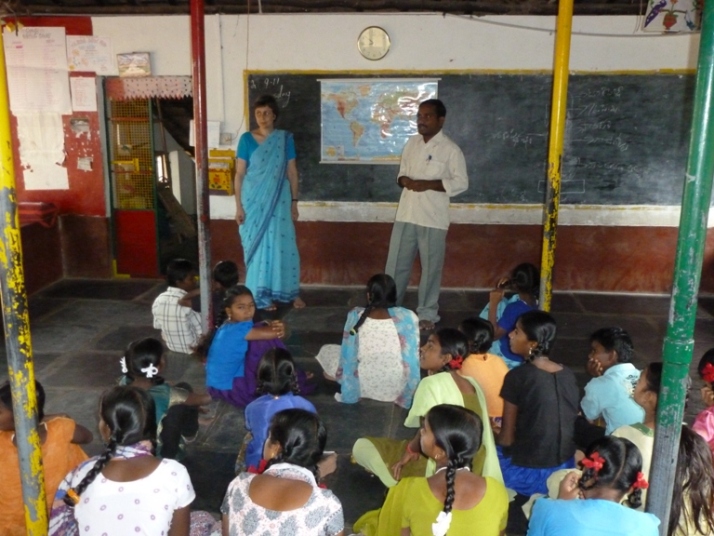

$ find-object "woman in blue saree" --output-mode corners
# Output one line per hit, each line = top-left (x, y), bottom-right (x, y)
(234, 94), (304, 310)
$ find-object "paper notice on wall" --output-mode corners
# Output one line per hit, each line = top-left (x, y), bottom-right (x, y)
(66, 35), (117, 75)
(189, 119), (221, 148)
(16, 113), (69, 190)
(3, 27), (71, 114)
(70, 77), (97, 112)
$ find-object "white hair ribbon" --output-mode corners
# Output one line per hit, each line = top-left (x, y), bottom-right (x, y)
(140, 364), (159, 379)
(120, 357), (128, 374)
(432, 511), (453, 536)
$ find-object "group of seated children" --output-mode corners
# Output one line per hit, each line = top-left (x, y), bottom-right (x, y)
(7, 259), (714, 536)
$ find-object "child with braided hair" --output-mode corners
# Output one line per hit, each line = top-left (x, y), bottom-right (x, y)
(352, 328), (502, 489)
(121, 337), (211, 459)
(315, 273), (420, 406)
(495, 310), (580, 497)
(527, 436), (659, 535)
(355, 404), (508, 536)
(49, 386), (196, 536)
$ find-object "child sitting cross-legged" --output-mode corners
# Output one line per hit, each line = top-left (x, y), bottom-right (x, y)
(527, 436), (659, 536)
(241, 348), (317, 473)
(180, 259), (240, 325)
(0, 381), (92, 536)
(120, 337), (211, 459)
(692, 348), (714, 458)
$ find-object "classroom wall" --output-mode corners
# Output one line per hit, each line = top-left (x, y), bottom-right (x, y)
(88, 14), (708, 292)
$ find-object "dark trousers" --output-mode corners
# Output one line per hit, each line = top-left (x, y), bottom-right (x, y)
(159, 381), (199, 459)
(573, 415), (606, 451)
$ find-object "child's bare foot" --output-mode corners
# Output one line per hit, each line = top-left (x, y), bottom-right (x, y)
(293, 297), (306, 309)
(263, 303), (278, 312)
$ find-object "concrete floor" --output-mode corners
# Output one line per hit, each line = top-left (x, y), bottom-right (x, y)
(1, 279), (713, 533)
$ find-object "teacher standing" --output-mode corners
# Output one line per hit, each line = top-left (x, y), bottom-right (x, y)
(234, 94), (305, 310)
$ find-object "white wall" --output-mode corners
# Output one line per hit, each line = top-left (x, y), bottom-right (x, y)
(92, 14), (701, 225)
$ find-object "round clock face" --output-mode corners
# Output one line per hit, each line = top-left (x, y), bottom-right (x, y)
(358, 27), (391, 61)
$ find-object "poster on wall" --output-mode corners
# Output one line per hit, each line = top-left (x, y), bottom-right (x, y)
(643, 0), (701, 32)
(66, 35), (117, 75)
(320, 79), (438, 164)
(70, 77), (98, 112)
(3, 27), (71, 114)
(16, 113), (69, 190)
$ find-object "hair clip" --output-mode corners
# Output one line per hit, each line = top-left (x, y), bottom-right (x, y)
(432, 511), (453, 536)
(349, 328), (357, 336)
(581, 451), (605, 472)
(65, 488), (80, 506)
(448, 355), (464, 370)
(120, 357), (128, 374)
(140, 364), (159, 378)
(702, 363), (714, 384)
(633, 471), (649, 490)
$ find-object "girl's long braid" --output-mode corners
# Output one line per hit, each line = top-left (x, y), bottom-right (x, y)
(350, 304), (375, 335)
(65, 437), (118, 506)
(443, 458), (458, 515)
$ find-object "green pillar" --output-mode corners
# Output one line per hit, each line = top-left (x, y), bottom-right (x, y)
(646, 3), (714, 533)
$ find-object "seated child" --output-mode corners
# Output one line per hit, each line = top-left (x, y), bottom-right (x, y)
(120, 337), (211, 459)
(242, 348), (316, 472)
(151, 258), (203, 356)
(693, 348), (714, 457)
(196, 285), (314, 408)
(0, 381), (92, 536)
(181, 259), (239, 324)
(484, 262), (539, 369)
(315, 273), (420, 407)
(527, 436), (659, 536)
(355, 404), (508, 536)
(459, 317), (509, 420)
(576, 327), (644, 448)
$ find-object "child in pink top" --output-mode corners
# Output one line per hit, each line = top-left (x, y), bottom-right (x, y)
(693, 348), (714, 456)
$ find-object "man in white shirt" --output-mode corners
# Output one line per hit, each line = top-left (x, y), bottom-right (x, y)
(385, 99), (468, 330)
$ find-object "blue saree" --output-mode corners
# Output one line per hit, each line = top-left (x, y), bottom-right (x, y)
(238, 130), (300, 309)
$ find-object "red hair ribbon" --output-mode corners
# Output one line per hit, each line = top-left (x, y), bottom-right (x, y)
(448, 355), (464, 370)
(702, 363), (714, 384)
(581, 452), (605, 472)
(633, 471), (649, 490)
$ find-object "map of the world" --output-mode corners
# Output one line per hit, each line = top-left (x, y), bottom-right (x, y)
(320, 79), (438, 164)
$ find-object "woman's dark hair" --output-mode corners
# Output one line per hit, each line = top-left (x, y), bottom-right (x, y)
(434, 328), (470, 373)
(670, 426), (714, 536)
(425, 404), (483, 519)
(458, 317), (494, 354)
(66, 386), (157, 506)
(194, 285), (255, 360)
(256, 348), (299, 396)
(511, 263), (540, 296)
(265, 409), (326, 478)
(124, 337), (165, 385)
(213, 260), (239, 289)
(697, 348), (714, 383)
(579, 436), (645, 508)
(590, 327), (634, 363)
(0, 380), (46, 422)
(518, 310), (557, 359)
(165, 258), (195, 287)
(350, 274), (397, 335)
(254, 94), (280, 121)
(644, 362), (663, 395)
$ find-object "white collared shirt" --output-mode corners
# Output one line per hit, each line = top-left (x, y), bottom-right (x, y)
(151, 286), (203, 354)
(394, 130), (468, 230)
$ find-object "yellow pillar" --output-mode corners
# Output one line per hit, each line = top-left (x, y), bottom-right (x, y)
(539, 0), (575, 312)
(0, 28), (48, 534)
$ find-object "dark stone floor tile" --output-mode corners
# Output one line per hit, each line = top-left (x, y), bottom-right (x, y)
(575, 293), (670, 316)
(299, 287), (362, 308)
(554, 313), (661, 345)
(43, 387), (105, 444)
(182, 451), (235, 513)
(551, 293), (585, 313)
(40, 352), (124, 387)
(328, 455), (386, 527)
(93, 326), (162, 352)
(28, 297), (73, 322)
(30, 323), (108, 354)
(198, 405), (245, 454)
(284, 308), (349, 333)
(286, 331), (341, 358)
(0, 352), (62, 383)
(42, 300), (153, 327)
(134, 282), (168, 305)
(39, 278), (161, 301)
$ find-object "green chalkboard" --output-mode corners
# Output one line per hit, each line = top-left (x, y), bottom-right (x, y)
(247, 72), (695, 205)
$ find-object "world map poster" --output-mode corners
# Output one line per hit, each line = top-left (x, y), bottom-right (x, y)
(320, 79), (438, 164)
